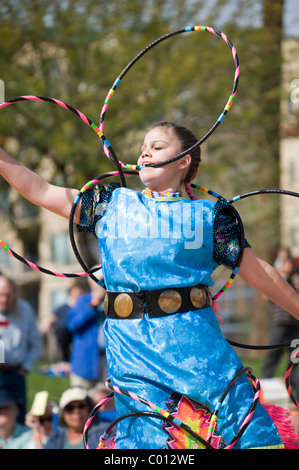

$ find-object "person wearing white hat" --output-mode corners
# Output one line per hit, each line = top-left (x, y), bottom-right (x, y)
(59, 387), (90, 411)
(44, 387), (107, 449)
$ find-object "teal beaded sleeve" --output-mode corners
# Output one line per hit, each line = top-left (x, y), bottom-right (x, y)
(213, 198), (249, 269)
(78, 182), (120, 234)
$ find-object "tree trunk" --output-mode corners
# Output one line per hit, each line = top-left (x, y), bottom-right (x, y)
(249, 0), (284, 352)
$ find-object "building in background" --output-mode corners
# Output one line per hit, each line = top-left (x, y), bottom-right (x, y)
(280, 38), (299, 259)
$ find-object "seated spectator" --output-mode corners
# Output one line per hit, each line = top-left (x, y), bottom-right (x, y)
(0, 389), (33, 449)
(25, 401), (58, 449)
(44, 387), (107, 449)
(89, 385), (116, 424)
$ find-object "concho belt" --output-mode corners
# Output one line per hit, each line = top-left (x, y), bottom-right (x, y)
(104, 285), (212, 319)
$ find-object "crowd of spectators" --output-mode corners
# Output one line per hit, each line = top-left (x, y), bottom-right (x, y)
(0, 273), (114, 449)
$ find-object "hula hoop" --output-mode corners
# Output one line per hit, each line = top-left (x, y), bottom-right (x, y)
(227, 188), (299, 410)
(0, 95), (127, 187)
(229, 188), (299, 204)
(69, 176), (245, 295)
(187, 185), (299, 355)
(0, 26), (240, 280)
(69, 170), (138, 285)
(207, 367), (261, 449)
(99, 26), (240, 171)
(0, 95), (127, 278)
(190, 183), (245, 301)
(83, 392), (214, 450)
(227, 188), (299, 351)
(0, 239), (100, 278)
(285, 348), (299, 408)
(83, 369), (260, 450)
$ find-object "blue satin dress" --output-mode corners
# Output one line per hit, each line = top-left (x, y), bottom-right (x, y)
(78, 184), (283, 449)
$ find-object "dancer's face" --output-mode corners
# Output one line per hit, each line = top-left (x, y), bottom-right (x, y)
(137, 126), (191, 193)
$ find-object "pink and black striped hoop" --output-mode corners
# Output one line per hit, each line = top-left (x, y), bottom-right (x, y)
(0, 239), (100, 279)
(82, 368), (259, 450)
(0, 96), (126, 278)
(0, 26), (239, 279)
(0, 95), (126, 186)
(285, 348), (299, 409)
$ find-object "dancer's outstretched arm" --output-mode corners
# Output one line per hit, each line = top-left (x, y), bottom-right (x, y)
(239, 247), (299, 321)
(0, 148), (80, 223)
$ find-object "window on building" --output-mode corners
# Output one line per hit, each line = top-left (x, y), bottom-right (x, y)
(51, 232), (70, 265)
(289, 227), (297, 248)
(289, 159), (296, 184)
(51, 288), (69, 313)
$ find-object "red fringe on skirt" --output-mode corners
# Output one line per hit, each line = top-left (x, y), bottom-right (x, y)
(263, 403), (299, 449)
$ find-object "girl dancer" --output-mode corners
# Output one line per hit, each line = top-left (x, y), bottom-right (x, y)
(0, 121), (299, 448)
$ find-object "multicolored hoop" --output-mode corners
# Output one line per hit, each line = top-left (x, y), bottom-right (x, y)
(228, 188), (299, 351)
(0, 239), (101, 278)
(229, 188), (299, 204)
(0, 26), (240, 281)
(0, 95), (127, 187)
(68, 175), (245, 297)
(190, 183), (245, 301)
(83, 368), (260, 450)
(230, 190), (299, 412)
(206, 367), (261, 449)
(99, 26), (240, 171)
(0, 95), (128, 279)
(69, 169), (138, 284)
(188, 184), (299, 359)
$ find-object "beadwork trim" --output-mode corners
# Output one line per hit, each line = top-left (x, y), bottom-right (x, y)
(142, 188), (183, 200)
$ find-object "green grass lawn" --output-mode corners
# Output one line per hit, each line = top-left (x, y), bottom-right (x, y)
(239, 354), (290, 379)
(27, 363), (71, 410)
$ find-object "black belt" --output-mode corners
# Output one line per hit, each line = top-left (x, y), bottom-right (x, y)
(104, 285), (212, 319)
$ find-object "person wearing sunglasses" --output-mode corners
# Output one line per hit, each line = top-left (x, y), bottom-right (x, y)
(44, 387), (107, 449)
